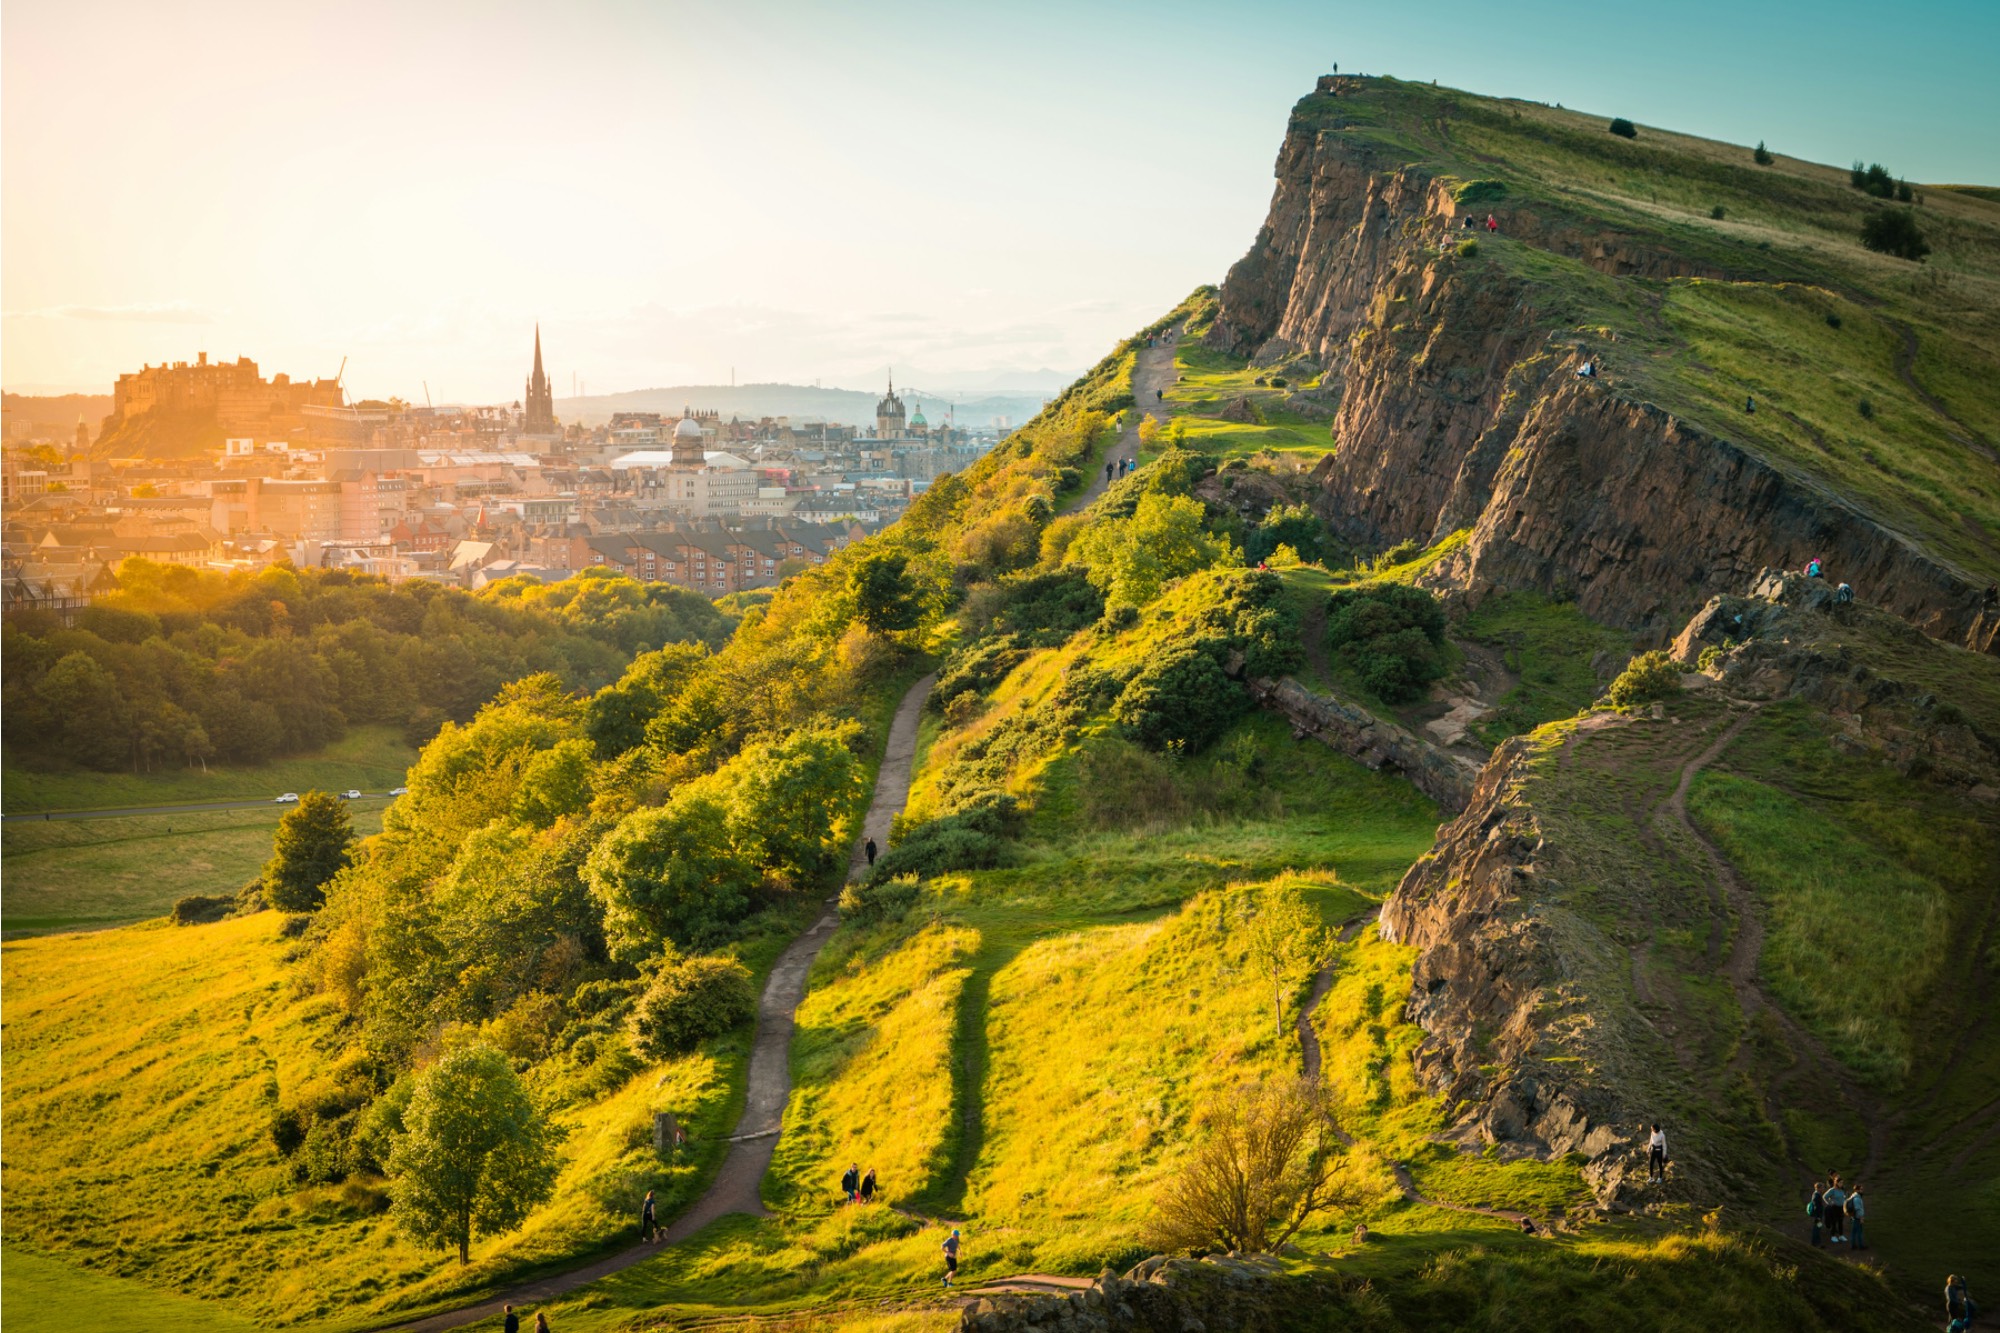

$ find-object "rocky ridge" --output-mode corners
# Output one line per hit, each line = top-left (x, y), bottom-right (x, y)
(1210, 82), (2000, 654)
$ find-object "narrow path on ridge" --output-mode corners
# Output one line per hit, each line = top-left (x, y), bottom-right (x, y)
(1064, 323), (1184, 516)
(394, 672), (938, 1333)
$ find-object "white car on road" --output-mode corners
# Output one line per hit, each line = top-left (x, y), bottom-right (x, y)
(275, 792), (300, 803)
(341, 790), (363, 800)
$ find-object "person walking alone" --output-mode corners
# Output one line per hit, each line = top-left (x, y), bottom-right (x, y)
(640, 1189), (657, 1242)
(1845, 1182), (1866, 1250)
(864, 838), (877, 868)
(1646, 1123), (1667, 1185)
(941, 1227), (961, 1288)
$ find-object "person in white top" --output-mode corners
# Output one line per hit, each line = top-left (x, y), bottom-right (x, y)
(1647, 1124), (1667, 1184)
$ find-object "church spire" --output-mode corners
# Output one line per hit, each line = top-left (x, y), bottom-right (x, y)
(524, 323), (556, 435)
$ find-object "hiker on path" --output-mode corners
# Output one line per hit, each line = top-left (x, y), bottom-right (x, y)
(1486, 213), (1498, 232)
(1845, 1182), (1865, 1250)
(841, 1164), (859, 1204)
(861, 1167), (877, 1203)
(536, 1315), (552, 1333)
(1835, 581), (1853, 604)
(640, 1189), (657, 1242)
(1807, 1181), (1826, 1246)
(1646, 1123), (1667, 1184)
(865, 838), (877, 868)
(1822, 1178), (1848, 1244)
(1105, 461), (1115, 483)
(504, 1306), (519, 1333)
(942, 1228), (961, 1288)
(1946, 1274), (1978, 1326)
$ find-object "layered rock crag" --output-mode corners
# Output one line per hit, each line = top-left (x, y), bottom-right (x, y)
(1211, 83), (1999, 653)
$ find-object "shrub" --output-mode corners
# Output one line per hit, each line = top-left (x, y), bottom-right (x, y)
(1753, 140), (1773, 166)
(1114, 645), (1246, 753)
(1245, 503), (1329, 565)
(1456, 237), (1479, 258)
(1825, 312), (1843, 329)
(271, 1106), (306, 1157)
(1606, 650), (1683, 708)
(1858, 398), (1875, 419)
(1860, 208), (1929, 262)
(1608, 118), (1637, 139)
(296, 1117), (349, 1185)
(1147, 1079), (1355, 1254)
(986, 567), (1105, 645)
(838, 875), (921, 925)
(627, 954), (756, 1059)
(1710, 205), (1726, 220)
(171, 893), (235, 926)
(1851, 162), (1898, 199)
(870, 792), (1020, 883)
(931, 635), (1031, 715)
(1325, 583), (1450, 704)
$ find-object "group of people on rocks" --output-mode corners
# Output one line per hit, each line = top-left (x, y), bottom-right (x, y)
(1803, 555), (1855, 604)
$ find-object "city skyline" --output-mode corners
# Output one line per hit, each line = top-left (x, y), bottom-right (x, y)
(6, 0), (1998, 402)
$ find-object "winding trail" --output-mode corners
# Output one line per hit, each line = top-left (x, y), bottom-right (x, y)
(1298, 908), (1535, 1228)
(395, 672), (937, 1332)
(1065, 324), (1184, 516)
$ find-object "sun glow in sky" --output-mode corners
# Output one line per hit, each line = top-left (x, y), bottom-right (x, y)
(5, 0), (1996, 402)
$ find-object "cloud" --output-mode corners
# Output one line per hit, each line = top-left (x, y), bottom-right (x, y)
(5, 301), (218, 324)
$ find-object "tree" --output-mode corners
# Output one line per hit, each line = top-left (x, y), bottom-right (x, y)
(1237, 884), (1336, 1040)
(1860, 208), (1930, 262)
(1324, 583), (1450, 703)
(387, 1045), (559, 1264)
(628, 952), (757, 1058)
(1608, 117), (1637, 139)
(262, 790), (355, 912)
(33, 650), (129, 770)
(1068, 491), (1232, 608)
(850, 550), (924, 635)
(510, 738), (594, 829)
(727, 725), (865, 886)
(1753, 140), (1773, 166)
(583, 793), (753, 956)
(1148, 1078), (1356, 1254)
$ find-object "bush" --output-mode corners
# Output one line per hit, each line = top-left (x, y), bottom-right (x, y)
(1851, 162), (1898, 199)
(1455, 237), (1479, 258)
(1325, 583), (1450, 704)
(1710, 205), (1726, 220)
(627, 954), (756, 1059)
(295, 1117), (349, 1185)
(1114, 645), (1246, 754)
(1606, 650), (1683, 708)
(1860, 208), (1929, 262)
(171, 893), (235, 926)
(1753, 141), (1773, 166)
(870, 792), (1020, 883)
(1858, 398), (1875, 419)
(1825, 312), (1843, 329)
(986, 567), (1105, 645)
(271, 1106), (306, 1157)
(931, 635), (1031, 715)
(838, 875), (921, 925)
(1608, 118), (1637, 139)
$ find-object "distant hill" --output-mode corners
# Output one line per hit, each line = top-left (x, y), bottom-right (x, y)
(2, 391), (114, 445)
(558, 382), (1051, 429)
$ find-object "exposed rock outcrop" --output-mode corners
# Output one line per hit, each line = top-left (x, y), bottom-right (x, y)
(1248, 676), (1477, 812)
(1211, 83), (1999, 654)
(961, 1255), (1361, 1333)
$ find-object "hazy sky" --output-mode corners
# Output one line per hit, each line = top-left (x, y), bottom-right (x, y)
(6, 0), (1997, 401)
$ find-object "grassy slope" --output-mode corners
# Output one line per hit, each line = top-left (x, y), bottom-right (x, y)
(2, 804), (387, 933)
(2, 724), (418, 813)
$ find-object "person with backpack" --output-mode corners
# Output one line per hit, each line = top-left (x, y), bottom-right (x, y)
(840, 1164), (859, 1205)
(1805, 557), (1823, 578)
(1821, 1177), (1847, 1244)
(1806, 1182), (1825, 1246)
(942, 1227), (961, 1288)
(1646, 1123), (1667, 1184)
(1844, 1182), (1865, 1250)
(1946, 1274), (1977, 1328)
(861, 1167), (877, 1204)
(640, 1189), (657, 1242)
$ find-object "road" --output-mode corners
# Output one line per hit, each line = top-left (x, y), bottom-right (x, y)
(1, 793), (401, 823)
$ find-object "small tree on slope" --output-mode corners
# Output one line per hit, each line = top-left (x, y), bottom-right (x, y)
(1239, 883), (1337, 1041)
(388, 1045), (559, 1264)
(1149, 1078), (1356, 1254)
(262, 790), (354, 912)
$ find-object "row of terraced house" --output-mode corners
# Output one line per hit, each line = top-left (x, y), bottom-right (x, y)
(528, 516), (865, 596)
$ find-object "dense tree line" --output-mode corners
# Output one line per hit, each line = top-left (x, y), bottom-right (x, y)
(1, 562), (732, 771)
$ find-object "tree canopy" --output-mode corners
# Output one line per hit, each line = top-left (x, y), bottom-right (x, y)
(263, 790), (356, 913)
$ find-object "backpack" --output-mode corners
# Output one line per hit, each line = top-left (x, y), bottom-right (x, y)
(1844, 1194), (1859, 1217)
(1806, 1194), (1822, 1218)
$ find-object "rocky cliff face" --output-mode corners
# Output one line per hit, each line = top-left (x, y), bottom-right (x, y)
(1212, 89), (1999, 654)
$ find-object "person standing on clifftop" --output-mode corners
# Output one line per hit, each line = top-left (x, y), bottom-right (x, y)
(1646, 1123), (1667, 1184)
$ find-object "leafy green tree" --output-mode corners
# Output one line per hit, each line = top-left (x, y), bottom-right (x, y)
(387, 1045), (559, 1264)
(1069, 491), (1233, 608)
(510, 738), (594, 829)
(262, 790), (356, 912)
(1237, 884), (1336, 1039)
(727, 726), (865, 886)
(585, 643), (708, 757)
(33, 650), (130, 770)
(851, 550), (924, 635)
(584, 793), (753, 957)
(1324, 583), (1450, 703)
